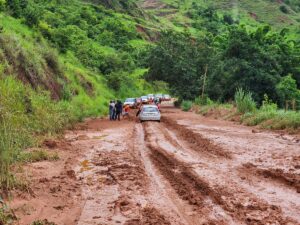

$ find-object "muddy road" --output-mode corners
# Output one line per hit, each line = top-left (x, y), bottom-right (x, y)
(12, 105), (300, 225)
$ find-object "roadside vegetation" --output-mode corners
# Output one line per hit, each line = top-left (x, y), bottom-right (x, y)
(189, 89), (300, 131)
(0, 0), (165, 194)
(145, 1), (300, 131)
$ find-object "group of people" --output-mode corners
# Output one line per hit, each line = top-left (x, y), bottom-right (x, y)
(109, 100), (130, 121)
(109, 97), (162, 121)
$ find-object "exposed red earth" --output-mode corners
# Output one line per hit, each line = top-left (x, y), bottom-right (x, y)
(9, 104), (300, 225)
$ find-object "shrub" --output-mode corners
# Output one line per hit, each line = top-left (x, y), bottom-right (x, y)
(264, 111), (300, 130)
(0, 200), (16, 224)
(280, 5), (289, 14)
(181, 100), (193, 111)
(261, 94), (278, 112)
(0, 0), (5, 11)
(276, 75), (300, 109)
(234, 88), (256, 113)
(32, 220), (56, 225)
(194, 96), (213, 106)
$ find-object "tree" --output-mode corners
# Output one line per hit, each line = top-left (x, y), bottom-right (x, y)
(23, 2), (43, 26)
(276, 74), (300, 107)
(147, 30), (211, 100)
(6, 0), (27, 17)
(207, 25), (300, 103)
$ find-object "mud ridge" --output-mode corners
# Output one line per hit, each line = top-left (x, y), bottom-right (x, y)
(147, 143), (298, 224)
(162, 116), (232, 158)
(243, 163), (300, 193)
(125, 207), (171, 225)
(143, 123), (297, 224)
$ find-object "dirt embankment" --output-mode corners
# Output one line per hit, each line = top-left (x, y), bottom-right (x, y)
(8, 105), (300, 225)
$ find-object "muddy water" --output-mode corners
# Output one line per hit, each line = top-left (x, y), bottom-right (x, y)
(70, 107), (300, 225)
(15, 106), (299, 224)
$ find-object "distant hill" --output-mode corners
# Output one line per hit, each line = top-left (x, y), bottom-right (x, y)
(138, 0), (300, 38)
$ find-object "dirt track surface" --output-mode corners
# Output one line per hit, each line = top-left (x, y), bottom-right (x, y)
(11, 105), (300, 225)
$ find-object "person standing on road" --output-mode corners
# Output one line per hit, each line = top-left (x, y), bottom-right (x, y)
(109, 100), (115, 121)
(115, 100), (123, 121)
(123, 104), (130, 120)
(136, 102), (143, 117)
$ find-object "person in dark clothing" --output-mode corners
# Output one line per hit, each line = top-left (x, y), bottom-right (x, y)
(115, 100), (123, 121)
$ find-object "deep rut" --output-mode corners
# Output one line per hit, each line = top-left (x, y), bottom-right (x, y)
(11, 106), (300, 225)
(142, 119), (299, 225)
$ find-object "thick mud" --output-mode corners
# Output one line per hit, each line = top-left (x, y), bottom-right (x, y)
(10, 105), (300, 225)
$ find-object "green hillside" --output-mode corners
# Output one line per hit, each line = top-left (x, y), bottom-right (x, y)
(138, 0), (300, 38)
(0, 0), (164, 191)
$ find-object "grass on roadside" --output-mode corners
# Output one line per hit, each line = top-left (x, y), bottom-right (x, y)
(181, 100), (193, 111)
(243, 109), (300, 130)
(31, 219), (56, 225)
(181, 90), (300, 131)
(0, 199), (16, 225)
(17, 150), (59, 163)
(0, 76), (68, 192)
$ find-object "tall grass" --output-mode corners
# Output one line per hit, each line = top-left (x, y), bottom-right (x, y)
(181, 100), (193, 111)
(0, 76), (72, 191)
(0, 77), (32, 191)
(234, 88), (256, 113)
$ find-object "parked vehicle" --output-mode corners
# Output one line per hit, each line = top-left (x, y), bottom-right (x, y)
(124, 98), (137, 108)
(139, 105), (161, 122)
(141, 96), (149, 104)
(147, 94), (154, 101)
(136, 97), (142, 104)
(163, 94), (171, 101)
(155, 94), (163, 100)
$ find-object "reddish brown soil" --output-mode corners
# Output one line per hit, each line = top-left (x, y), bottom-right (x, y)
(8, 104), (300, 225)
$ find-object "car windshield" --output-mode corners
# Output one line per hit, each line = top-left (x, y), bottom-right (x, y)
(125, 98), (135, 102)
(141, 96), (147, 99)
(142, 107), (159, 113)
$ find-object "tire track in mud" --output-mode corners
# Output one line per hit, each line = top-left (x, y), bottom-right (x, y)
(143, 122), (235, 225)
(241, 163), (300, 193)
(143, 121), (298, 225)
(162, 116), (232, 159)
(76, 123), (173, 225)
(134, 123), (205, 225)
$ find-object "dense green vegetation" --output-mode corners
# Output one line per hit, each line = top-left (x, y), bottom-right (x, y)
(144, 0), (300, 129)
(146, 1), (300, 106)
(0, 0), (165, 193)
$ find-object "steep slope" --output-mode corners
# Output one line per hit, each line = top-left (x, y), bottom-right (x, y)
(0, 0), (166, 193)
(139, 0), (300, 37)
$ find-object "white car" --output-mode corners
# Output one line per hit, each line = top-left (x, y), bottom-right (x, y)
(124, 98), (137, 108)
(139, 105), (161, 122)
(141, 96), (148, 104)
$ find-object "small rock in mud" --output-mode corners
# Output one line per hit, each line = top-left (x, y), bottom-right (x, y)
(66, 170), (76, 179)
(77, 135), (89, 140)
(50, 185), (62, 193)
(39, 178), (49, 183)
(53, 205), (65, 210)
(294, 165), (300, 169)
(43, 139), (58, 149)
